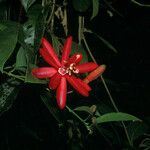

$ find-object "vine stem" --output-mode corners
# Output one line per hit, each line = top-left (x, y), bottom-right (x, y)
(78, 16), (84, 44)
(78, 16), (82, 45)
(64, 6), (68, 36)
(131, 0), (150, 7)
(46, 0), (56, 31)
(82, 34), (132, 146)
(3, 71), (25, 81)
(66, 105), (91, 133)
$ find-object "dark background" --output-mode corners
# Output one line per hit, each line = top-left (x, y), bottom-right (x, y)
(88, 0), (150, 117)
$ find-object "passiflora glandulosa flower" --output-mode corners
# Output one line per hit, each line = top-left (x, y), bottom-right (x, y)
(32, 36), (98, 109)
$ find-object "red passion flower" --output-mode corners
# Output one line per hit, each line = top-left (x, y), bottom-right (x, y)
(32, 36), (98, 109)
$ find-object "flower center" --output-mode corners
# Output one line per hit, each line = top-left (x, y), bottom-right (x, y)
(58, 67), (67, 76)
(58, 63), (79, 76)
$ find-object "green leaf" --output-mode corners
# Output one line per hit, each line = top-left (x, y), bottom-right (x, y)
(74, 106), (92, 115)
(21, 0), (36, 12)
(23, 4), (42, 47)
(96, 112), (141, 124)
(25, 63), (47, 84)
(15, 47), (27, 70)
(0, 21), (18, 72)
(0, 78), (20, 116)
(72, 0), (91, 12)
(21, 8), (47, 84)
(91, 0), (99, 20)
(34, 13), (45, 52)
(0, 24), (6, 31)
(71, 42), (88, 63)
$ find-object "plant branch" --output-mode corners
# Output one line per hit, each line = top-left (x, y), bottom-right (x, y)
(63, 6), (68, 36)
(82, 35), (96, 62)
(47, 0), (56, 31)
(66, 105), (92, 133)
(131, 0), (150, 7)
(3, 71), (25, 81)
(82, 34), (132, 146)
(78, 16), (84, 44)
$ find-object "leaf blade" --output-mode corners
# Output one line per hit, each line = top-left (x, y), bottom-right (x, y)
(96, 112), (141, 124)
(74, 106), (92, 115)
(15, 47), (27, 70)
(91, 0), (99, 20)
(21, 0), (36, 12)
(0, 21), (18, 72)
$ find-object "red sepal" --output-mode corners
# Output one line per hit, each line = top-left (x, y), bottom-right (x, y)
(61, 36), (72, 65)
(40, 48), (60, 69)
(49, 73), (61, 89)
(66, 75), (89, 97)
(41, 38), (61, 67)
(76, 78), (91, 92)
(76, 62), (98, 73)
(32, 67), (57, 78)
(67, 53), (82, 65)
(56, 77), (67, 109)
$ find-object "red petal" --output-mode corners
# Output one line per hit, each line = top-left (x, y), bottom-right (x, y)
(41, 38), (61, 67)
(76, 62), (98, 73)
(39, 48), (60, 69)
(56, 77), (67, 109)
(32, 67), (57, 78)
(61, 36), (72, 65)
(67, 53), (83, 65)
(48, 73), (61, 89)
(76, 78), (91, 91)
(66, 75), (89, 97)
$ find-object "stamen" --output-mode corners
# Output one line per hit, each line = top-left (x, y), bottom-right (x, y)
(73, 69), (79, 74)
(69, 63), (75, 70)
(58, 63), (79, 76)
(69, 63), (79, 74)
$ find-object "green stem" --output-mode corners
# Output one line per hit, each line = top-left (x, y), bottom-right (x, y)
(3, 71), (25, 81)
(78, 16), (84, 44)
(100, 75), (119, 112)
(82, 35), (96, 62)
(131, 0), (150, 7)
(78, 16), (82, 44)
(82, 34), (132, 146)
(4, 66), (14, 70)
(42, 0), (45, 7)
(103, 0), (123, 17)
(66, 105), (91, 133)
(64, 7), (68, 36)
(47, 0), (55, 31)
